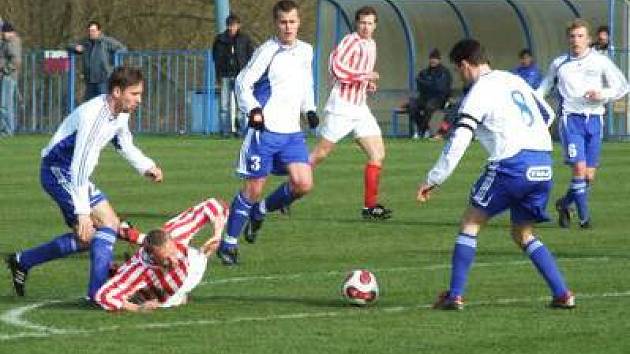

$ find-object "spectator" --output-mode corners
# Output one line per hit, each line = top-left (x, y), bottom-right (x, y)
(0, 21), (21, 136)
(212, 13), (255, 136)
(512, 48), (542, 89)
(592, 25), (609, 54)
(409, 49), (452, 139)
(68, 21), (126, 101)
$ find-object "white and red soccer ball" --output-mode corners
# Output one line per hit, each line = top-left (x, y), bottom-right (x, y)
(341, 269), (379, 306)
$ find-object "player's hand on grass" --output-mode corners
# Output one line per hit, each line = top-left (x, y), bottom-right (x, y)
(145, 166), (163, 183)
(416, 183), (435, 203)
(367, 81), (377, 93)
(76, 214), (95, 242)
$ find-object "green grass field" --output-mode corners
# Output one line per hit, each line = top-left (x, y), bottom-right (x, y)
(1, 135), (629, 353)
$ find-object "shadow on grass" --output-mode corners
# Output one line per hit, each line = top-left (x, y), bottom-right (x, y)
(187, 294), (345, 308)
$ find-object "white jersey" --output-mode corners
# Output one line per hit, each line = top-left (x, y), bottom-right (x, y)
(235, 37), (316, 134)
(324, 32), (377, 117)
(537, 49), (629, 115)
(41, 95), (155, 215)
(427, 70), (555, 186)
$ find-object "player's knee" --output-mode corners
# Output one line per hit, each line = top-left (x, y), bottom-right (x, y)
(510, 228), (534, 248)
(97, 214), (120, 230)
(292, 179), (313, 196)
(572, 163), (587, 177)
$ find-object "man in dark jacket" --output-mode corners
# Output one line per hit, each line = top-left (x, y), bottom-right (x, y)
(212, 14), (255, 136)
(511, 48), (542, 89)
(409, 49), (452, 139)
(69, 21), (127, 101)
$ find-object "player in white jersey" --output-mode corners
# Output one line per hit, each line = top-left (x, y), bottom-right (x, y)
(216, 0), (318, 265)
(5, 67), (163, 300)
(309, 6), (392, 220)
(418, 39), (575, 310)
(537, 19), (629, 229)
(96, 198), (227, 312)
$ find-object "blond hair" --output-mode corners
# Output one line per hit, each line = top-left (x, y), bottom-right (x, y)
(566, 18), (591, 36)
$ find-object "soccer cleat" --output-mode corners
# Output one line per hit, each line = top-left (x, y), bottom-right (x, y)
(5, 253), (28, 297)
(361, 204), (393, 220)
(432, 291), (465, 310)
(279, 205), (291, 216)
(244, 218), (264, 244)
(555, 198), (571, 228)
(550, 291), (576, 309)
(579, 220), (592, 229)
(216, 245), (239, 266)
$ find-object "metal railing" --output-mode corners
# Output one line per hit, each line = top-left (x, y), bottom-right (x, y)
(15, 49), (217, 134)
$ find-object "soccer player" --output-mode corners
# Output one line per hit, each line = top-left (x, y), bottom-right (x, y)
(96, 198), (227, 312)
(418, 39), (575, 310)
(215, 0), (318, 265)
(537, 19), (629, 229)
(5, 67), (163, 300)
(309, 6), (392, 220)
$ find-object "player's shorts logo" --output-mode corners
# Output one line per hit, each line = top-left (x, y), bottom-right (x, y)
(526, 166), (552, 181)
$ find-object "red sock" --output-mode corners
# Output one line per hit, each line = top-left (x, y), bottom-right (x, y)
(364, 163), (381, 208)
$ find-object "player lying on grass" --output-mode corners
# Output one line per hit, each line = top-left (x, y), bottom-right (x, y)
(95, 198), (227, 312)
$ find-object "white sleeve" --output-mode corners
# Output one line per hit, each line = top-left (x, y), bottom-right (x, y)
(69, 109), (100, 215)
(601, 57), (630, 102)
(301, 46), (316, 113)
(426, 126), (474, 186)
(113, 121), (156, 175)
(536, 60), (558, 97)
(235, 43), (276, 115)
(533, 90), (556, 127)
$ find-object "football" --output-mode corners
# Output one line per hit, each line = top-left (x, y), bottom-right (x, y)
(341, 269), (379, 306)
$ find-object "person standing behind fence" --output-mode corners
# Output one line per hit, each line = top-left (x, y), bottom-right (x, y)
(537, 19), (629, 229)
(511, 49), (542, 89)
(68, 21), (127, 101)
(212, 13), (256, 136)
(0, 22), (22, 136)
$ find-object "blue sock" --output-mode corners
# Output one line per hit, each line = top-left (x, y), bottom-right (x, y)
(524, 238), (569, 297)
(449, 233), (477, 297)
(262, 182), (296, 215)
(568, 177), (589, 223)
(87, 227), (116, 300)
(223, 192), (254, 247)
(18, 233), (82, 271)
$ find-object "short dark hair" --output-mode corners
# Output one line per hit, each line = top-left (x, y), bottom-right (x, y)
(449, 39), (489, 66)
(429, 48), (441, 59)
(273, 0), (299, 20)
(108, 66), (144, 93)
(87, 20), (101, 30)
(226, 13), (241, 26)
(596, 25), (609, 35)
(355, 6), (378, 23)
(144, 229), (169, 249)
(518, 48), (533, 58)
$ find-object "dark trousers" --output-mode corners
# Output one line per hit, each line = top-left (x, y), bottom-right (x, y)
(84, 82), (108, 102)
(409, 97), (445, 137)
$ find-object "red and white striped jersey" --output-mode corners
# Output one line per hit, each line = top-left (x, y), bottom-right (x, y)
(95, 198), (228, 311)
(325, 32), (377, 115)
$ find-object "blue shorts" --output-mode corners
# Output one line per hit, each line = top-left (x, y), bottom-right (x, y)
(470, 150), (553, 224)
(40, 163), (107, 227)
(558, 113), (602, 167)
(235, 129), (309, 179)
